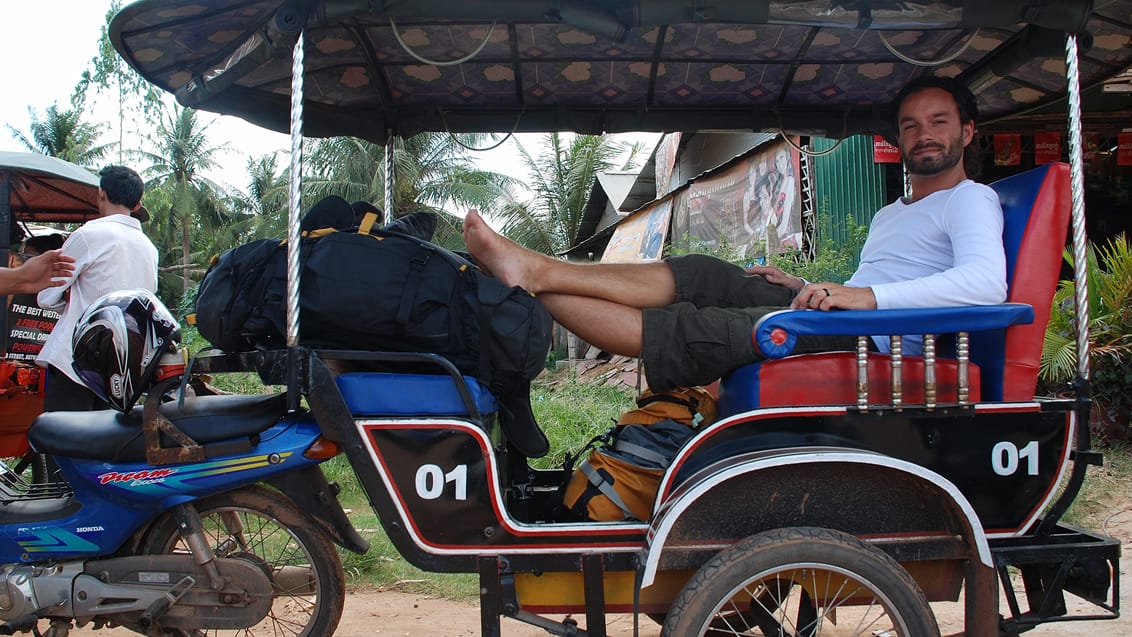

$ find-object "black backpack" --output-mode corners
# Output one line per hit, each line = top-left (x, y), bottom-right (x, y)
(194, 238), (289, 353)
(300, 226), (552, 396)
(194, 208), (553, 410)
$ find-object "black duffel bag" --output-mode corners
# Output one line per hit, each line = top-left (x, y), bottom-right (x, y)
(195, 201), (552, 402)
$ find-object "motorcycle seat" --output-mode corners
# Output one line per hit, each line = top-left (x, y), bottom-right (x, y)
(28, 393), (289, 462)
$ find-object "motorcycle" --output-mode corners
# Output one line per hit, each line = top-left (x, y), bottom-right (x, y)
(0, 353), (366, 637)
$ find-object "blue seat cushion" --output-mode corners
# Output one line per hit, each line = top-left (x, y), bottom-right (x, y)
(336, 372), (497, 416)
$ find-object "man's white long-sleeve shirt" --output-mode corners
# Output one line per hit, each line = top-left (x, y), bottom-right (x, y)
(844, 179), (1008, 353)
(36, 214), (159, 385)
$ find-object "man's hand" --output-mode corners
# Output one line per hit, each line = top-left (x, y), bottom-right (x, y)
(8, 249), (76, 294)
(746, 265), (805, 291)
(791, 282), (877, 311)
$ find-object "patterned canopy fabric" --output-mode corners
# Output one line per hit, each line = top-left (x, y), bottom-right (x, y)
(109, 0), (1132, 142)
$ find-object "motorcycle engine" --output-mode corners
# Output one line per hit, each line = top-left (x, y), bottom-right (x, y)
(0, 563), (78, 622)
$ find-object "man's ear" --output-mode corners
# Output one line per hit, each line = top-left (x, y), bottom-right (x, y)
(962, 121), (975, 147)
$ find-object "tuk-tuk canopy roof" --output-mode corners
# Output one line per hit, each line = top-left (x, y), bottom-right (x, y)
(109, 0), (1131, 143)
(0, 152), (100, 224)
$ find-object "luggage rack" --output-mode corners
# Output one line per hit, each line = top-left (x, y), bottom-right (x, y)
(188, 347), (491, 425)
(991, 523), (1121, 629)
(0, 460), (72, 502)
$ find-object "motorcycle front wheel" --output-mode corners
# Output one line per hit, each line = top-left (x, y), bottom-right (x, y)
(140, 485), (346, 637)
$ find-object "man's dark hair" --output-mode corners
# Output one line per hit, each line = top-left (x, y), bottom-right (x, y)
(893, 76), (982, 179)
(98, 165), (144, 209)
(893, 75), (979, 126)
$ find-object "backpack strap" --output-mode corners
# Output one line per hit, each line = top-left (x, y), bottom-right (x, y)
(358, 211), (380, 235)
(579, 461), (636, 521)
(396, 244), (434, 325)
(636, 392), (705, 426)
(612, 438), (672, 469)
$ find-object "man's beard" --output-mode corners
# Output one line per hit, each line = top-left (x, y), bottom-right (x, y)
(903, 132), (965, 176)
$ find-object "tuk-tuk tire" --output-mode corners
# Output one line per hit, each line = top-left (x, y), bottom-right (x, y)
(660, 526), (939, 637)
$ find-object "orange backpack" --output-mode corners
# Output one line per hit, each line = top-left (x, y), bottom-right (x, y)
(561, 386), (717, 522)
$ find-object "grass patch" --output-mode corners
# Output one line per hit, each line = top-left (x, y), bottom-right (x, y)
(529, 374), (637, 470)
(1064, 443), (1132, 530)
(181, 326), (283, 395)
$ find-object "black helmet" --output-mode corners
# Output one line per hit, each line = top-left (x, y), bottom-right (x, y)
(72, 290), (181, 412)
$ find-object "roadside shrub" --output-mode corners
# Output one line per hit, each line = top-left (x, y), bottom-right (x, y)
(1041, 234), (1132, 443)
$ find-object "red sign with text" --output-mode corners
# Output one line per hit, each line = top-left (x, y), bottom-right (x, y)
(1034, 132), (1061, 164)
(1119, 133), (1132, 167)
(873, 135), (901, 163)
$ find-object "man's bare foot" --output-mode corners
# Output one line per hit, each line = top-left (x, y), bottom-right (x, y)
(462, 209), (546, 291)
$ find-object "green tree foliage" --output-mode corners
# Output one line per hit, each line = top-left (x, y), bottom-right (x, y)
(493, 133), (624, 254)
(238, 153), (290, 240)
(1041, 235), (1132, 441)
(75, 0), (164, 165)
(305, 133), (516, 250)
(6, 104), (110, 167)
(137, 105), (235, 304)
(771, 213), (870, 284)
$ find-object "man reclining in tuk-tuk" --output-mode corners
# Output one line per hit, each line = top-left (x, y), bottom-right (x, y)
(462, 76), (1007, 393)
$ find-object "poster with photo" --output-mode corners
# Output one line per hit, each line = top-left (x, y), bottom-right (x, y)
(684, 139), (802, 259)
(603, 200), (672, 263)
(655, 133), (681, 198)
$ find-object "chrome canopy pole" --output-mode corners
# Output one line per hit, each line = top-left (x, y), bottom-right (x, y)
(287, 30), (305, 349)
(1037, 32), (1093, 535)
(384, 133), (394, 220)
(1064, 34), (1090, 382)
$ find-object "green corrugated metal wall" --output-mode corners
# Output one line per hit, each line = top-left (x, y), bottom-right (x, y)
(810, 136), (888, 252)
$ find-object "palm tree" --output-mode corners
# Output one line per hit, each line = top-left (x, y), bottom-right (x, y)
(238, 153), (290, 240)
(137, 104), (233, 299)
(493, 133), (625, 254)
(76, 0), (164, 165)
(305, 132), (517, 249)
(6, 104), (110, 167)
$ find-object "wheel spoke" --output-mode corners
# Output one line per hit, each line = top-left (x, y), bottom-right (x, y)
(141, 488), (344, 637)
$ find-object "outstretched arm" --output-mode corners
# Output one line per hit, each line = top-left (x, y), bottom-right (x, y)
(0, 250), (75, 295)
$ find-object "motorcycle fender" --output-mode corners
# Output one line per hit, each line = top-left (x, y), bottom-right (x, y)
(640, 446), (991, 588)
(265, 465), (370, 554)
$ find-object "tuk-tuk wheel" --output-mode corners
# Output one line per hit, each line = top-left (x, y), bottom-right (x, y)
(660, 526), (939, 636)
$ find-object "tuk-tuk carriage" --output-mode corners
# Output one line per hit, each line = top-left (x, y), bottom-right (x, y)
(10, 1), (1120, 635)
